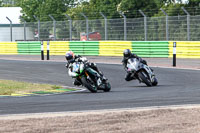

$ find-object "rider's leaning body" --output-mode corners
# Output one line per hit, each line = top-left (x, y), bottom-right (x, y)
(122, 49), (147, 81)
(65, 51), (102, 86)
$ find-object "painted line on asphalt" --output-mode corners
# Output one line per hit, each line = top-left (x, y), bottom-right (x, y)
(0, 86), (86, 98)
(1, 104), (200, 120)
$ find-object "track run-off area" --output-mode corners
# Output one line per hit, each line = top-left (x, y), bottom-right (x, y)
(0, 59), (200, 115)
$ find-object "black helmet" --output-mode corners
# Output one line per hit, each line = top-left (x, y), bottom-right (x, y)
(65, 51), (74, 61)
(123, 49), (131, 57)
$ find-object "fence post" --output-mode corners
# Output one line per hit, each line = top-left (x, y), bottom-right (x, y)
(139, 10), (147, 41)
(181, 7), (190, 41)
(80, 13), (89, 41)
(49, 14), (56, 41)
(21, 17), (26, 41)
(6, 16), (12, 41)
(33, 15), (40, 41)
(100, 12), (107, 40)
(119, 12), (127, 41)
(65, 14), (72, 41)
(160, 8), (169, 41)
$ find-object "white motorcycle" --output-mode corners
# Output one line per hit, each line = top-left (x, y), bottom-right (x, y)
(127, 58), (158, 87)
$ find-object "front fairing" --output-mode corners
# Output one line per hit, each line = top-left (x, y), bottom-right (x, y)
(72, 62), (80, 73)
(72, 62), (84, 74)
(127, 58), (140, 72)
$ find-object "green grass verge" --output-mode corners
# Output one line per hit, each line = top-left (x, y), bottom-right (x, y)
(0, 80), (62, 95)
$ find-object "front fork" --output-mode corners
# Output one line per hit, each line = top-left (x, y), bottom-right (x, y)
(85, 69), (102, 86)
(143, 66), (155, 82)
(84, 71), (96, 85)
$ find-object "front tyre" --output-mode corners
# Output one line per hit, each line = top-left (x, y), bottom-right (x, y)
(103, 82), (111, 92)
(152, 77), (158, 86)
(81, 77), (97, 93)
(138, 71), (152, 87)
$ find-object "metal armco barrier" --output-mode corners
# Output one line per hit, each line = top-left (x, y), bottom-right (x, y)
(169, 41), (200, 58)
(1, 41), (200, 60)
(0, 42), (18, 54)
(17, 41), (41, 55)
(132, 41), (169, 57)
(48, 41), (69, 55)
(99, 41), (132, 56)
(69, 41), (99, 55)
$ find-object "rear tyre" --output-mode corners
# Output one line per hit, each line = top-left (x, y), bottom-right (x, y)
(81, 77), (97, 93)
(138, 71), (152, 87)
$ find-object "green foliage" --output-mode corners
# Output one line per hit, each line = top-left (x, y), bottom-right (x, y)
(66, 2), (91, 20)
(89, 0), (121, 18)
(65, 0), (189, 19)
(14, 0), (199, 22)
(117, 0), (162, 18)
(154, 4), (185, 17)
(187, 0), (199, 6)
(0, 0), (18, 7)
(16, 0), (77, 22)
(66, 0), (121, 19)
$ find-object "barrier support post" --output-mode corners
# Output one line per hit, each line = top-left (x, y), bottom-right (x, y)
(47, 41), (50, 60)
(173, 42), (176, 67)
(41, 41), (44, 60)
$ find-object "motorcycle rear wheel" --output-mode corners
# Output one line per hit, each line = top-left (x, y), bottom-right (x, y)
(81, 77), (97, 93)
(138, 71), (152, 87)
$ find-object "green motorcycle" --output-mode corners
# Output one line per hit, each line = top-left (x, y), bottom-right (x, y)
(71, 60), (111, 93)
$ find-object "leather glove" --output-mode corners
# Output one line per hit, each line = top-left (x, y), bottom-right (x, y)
(65, 63), (69, 68)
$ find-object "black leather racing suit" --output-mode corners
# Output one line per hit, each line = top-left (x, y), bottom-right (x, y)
(122, 53), (147, 81)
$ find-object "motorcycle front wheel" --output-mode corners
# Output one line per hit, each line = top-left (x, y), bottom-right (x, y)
(103, 82), (111, 92)
(152, 77), (158, 86)
(138, 71), (152, 87)
(81, 76), (97, 93)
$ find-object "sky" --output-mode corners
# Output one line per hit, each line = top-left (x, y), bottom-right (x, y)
(0, 7), (22, 24)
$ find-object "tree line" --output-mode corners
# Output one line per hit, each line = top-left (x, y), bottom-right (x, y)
(0, 0), (200, 22)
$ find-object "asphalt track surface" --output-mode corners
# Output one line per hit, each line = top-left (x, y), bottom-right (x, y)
(0, 59), (200, 115)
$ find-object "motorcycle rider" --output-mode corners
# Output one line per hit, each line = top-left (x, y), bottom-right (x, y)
(65, 51), (102, 86)
(122, 49), (148, 81)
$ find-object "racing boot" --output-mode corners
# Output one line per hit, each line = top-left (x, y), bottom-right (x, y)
(125, 72), (136, 81)
(73, 79), (81, 86)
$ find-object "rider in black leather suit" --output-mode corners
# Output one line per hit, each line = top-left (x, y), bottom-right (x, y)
(122, 49), (147, 81)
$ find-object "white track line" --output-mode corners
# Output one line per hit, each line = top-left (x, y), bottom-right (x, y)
(1, 104), (200, 120)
